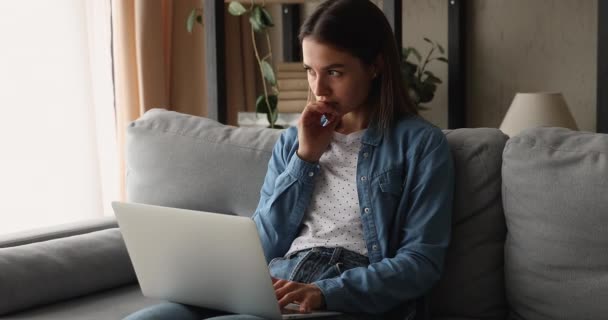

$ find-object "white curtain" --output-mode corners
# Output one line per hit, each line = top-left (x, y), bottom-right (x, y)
(0, 0), (118, 235)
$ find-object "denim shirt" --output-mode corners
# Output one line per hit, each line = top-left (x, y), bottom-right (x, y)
(252, 115), (454, 314)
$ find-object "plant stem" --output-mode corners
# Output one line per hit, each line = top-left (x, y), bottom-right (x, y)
(264, 32), (277, 94)
(250, 18), (274, 127)
(419, 47), (435, 82)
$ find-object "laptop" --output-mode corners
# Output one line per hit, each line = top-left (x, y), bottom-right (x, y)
(112, 201), (342, 320)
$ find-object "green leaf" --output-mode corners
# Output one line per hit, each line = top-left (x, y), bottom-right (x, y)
(250, 6), (265, 32)
(401, 62), (419, 89)
(436, 57), (448, 63)
(249, 15), (262, 32)
(255, 95), (267, 113)
(418, 82), (437, 103)
(423, 71), (442, 84)
(267, 109), (278, 127)
(228, 1), (247, 16)
(255, 94), (279, 127)
(186, 9), (197, 33)
(437, 43), (445, 55)
(261, 60), (276, 85)
(409, 47), (422, 62)
(260, 7), (274, 27)
(401, 61), (418, 79)
(408, 88), (420, 105)
(255, 94), (278, 114)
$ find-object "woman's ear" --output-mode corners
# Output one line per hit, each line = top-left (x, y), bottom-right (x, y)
(372, 55), (384, 78)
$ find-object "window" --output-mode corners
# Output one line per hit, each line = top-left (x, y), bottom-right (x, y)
(0, 0), (117, 235)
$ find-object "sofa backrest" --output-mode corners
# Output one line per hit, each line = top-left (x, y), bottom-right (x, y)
(502, 128), (608, 320)
(126, 110), (509, 319)
(431, 128), (509, 320)
(126, 109), (281, 216)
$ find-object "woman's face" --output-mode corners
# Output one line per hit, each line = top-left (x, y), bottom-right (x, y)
(302, 38), (377, 117)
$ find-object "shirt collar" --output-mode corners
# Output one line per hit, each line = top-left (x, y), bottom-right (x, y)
(361, 124), (383, 146)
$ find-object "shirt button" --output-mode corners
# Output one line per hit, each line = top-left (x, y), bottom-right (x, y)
(364, 207), (370, 213)
(372, 244), (378, 251)
(363, 152), (369, 158)
(308, 172), (314, 177)
(360, 176), (367, 181)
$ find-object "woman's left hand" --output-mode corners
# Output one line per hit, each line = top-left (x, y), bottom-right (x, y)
(273, 278), (325, 312)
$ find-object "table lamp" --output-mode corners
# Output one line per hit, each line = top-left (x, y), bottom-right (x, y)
(499, 92), (578, 137)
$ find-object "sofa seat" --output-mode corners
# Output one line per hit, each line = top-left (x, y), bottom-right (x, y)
(3, 285), (158, 320)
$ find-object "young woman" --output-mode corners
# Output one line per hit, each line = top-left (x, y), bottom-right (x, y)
(125, 1), (453, 319)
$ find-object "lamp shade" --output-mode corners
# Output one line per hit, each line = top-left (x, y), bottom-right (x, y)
(499, 92), (578, 137)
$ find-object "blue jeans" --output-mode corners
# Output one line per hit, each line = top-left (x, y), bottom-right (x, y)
(123, 247), (416, 320)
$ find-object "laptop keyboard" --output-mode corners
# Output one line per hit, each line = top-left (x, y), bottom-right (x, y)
(281, 304), (308, 315)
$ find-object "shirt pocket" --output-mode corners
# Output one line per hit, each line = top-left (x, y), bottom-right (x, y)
(378, 168), (405, 196)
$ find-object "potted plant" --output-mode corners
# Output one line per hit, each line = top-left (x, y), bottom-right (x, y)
(401, 38), (448, 110)
(188, 1), (282, 128)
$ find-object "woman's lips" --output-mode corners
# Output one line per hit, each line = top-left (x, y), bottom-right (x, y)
(318, 100), (337, 106)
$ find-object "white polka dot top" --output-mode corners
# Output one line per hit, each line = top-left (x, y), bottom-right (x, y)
(286, 129), (368, 257)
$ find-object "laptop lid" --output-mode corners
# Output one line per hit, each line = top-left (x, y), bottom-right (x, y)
(112, 201), (284, 320)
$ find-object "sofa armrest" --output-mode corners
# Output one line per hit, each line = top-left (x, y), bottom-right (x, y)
(0, 217), (118, 248)
(0, 226), (136, 315)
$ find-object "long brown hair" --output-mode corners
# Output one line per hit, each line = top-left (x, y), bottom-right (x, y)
(299, 0), (417, 130)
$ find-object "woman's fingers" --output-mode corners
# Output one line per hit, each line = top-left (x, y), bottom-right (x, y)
(296, 101), (342, 163)
(275, 281), (300, 299)
(273, 279), (289, 290)
(320, 112), (340, 128)
(300, 110), (338, 130)
(278, 290), (305, 309)
(275, 281), (323, 313)
(277, 289), (314, 313)
(302, 102), (339, 119)
(299, 300), (312, 313)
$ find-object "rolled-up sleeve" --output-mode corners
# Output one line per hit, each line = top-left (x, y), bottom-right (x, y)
(252, 128), (320, 262)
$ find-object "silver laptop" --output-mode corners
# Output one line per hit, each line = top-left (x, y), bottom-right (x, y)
(112, 201), (342, 320)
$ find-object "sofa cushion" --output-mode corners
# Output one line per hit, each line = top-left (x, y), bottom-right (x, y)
(431, 128), (509, 320)
(0, 228), (136, 315)
(503, 128), (608, 320)
(2, 285), (158, 320)
(126, 109), (282, 216)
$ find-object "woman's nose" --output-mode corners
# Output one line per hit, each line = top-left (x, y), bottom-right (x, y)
(311, 76), (330, 98)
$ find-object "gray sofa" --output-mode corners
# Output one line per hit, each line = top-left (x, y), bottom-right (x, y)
(1, 109), (606, 320)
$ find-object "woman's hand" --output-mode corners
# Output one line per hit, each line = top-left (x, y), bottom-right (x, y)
(273, 278), (325, 313)
(296, 101), (341, 163)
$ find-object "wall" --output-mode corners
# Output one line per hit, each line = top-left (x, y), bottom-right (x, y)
(265, 4), (284, 68)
